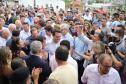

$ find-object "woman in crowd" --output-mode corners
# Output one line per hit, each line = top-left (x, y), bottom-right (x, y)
(0, 47), (12, 84)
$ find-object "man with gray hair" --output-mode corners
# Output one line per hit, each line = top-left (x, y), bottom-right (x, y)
(61, 23), (73, 46)
(0, 29), (10, 46)
(30, 41), (42, 55)
(8, 23), (16, 39)
(81, 53), (121, 84)
(25, 41), (51, 84)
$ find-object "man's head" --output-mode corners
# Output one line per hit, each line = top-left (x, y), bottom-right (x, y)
(38, 20), (45, 27)
(85, 10), (89, 15)
(1, 29), (10, 40)
(101, 17), (107, 27)
(30, 41), (42, 55)
(12, 30), (20, 40)
(52, 29), (61, 43)
(31, 28), (39, 39)
(74, 23), (83, 35)
(45, 26), (53, 36)
(93, 32), (103, 42)
(23, 22), (30, 32)
(55, 46), (69, 64)
(119, 13), (125, 20)
(15, 20), (22, 30)
(115, 29), (124, 42)
(61, 23), (70, 36)
(112, 13), (119, 21)
(10, 67), (31, 84)
(0, 17), (5, 26)
(98, 54), (113, 75)
(116, 25), (125, 31)
(11, 57), (27, 70)
(60, 40), (70, 51)
(8, 24), (16, 32)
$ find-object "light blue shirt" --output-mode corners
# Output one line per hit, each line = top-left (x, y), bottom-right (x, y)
(61, 33), (74, 46)
(72, 34), (92, 60)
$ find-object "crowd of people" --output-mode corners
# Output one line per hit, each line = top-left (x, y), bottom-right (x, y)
(0, 3), (126, 84)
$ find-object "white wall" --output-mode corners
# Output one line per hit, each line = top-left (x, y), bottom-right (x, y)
(19, 0), (65, 10)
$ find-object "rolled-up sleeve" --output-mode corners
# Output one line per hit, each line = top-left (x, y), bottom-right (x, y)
(79, 35), (93, 51)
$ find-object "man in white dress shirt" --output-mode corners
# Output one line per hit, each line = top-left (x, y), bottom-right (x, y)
(50, 40), (78, 71)
(19, 22), (31, 41)
(0, 29), (10, 46)
(81, 54), (121, 84)
(61, 23), (73, 46)
(45, 26), (53, 44)
(46, 29), (62, 59)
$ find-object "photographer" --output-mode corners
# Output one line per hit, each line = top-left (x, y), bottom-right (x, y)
(107, 29), (126, 74)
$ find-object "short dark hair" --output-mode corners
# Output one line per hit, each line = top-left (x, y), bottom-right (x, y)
(45, 26), (53, 33)
(117, 25), (125, 30)
(115, 29), (124, 38)
(113, 13), (119, 18)
(60, 40), (70, 50)
(39, 20), (45, 27)
(11, 57), (26, 70)
(30, 28), (37, 34)
(9, 67), (30, 84)
(12, 30), (20, 37)
(38, 36), (46, 43)
(52, 29), (61, 36)
(55, 46), (69, 61)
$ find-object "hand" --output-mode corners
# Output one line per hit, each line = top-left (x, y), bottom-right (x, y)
(20, 51), (26, 57)
(106, 47), (112, 55)
(32, 68), (42, 82)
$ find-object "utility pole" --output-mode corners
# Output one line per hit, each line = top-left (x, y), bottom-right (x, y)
(34, 0), (36, 8)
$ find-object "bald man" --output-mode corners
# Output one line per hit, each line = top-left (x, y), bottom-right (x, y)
(81, 54), (121, 84)
(15, 20), (22, 30)
(8, 24), (16, 32)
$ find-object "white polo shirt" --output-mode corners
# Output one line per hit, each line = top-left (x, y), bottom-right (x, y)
(0, 36), (7, 46)
(81, 64), (121, 84)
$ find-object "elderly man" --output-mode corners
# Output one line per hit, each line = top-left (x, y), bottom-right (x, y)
(0, 29), (10, 46)
(81, 54), (121, 84)
(8, 24), (16, 39)
(61, 23), (73, 46)
(15, 20), (22, 31)
(25, 41), (51, 84)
